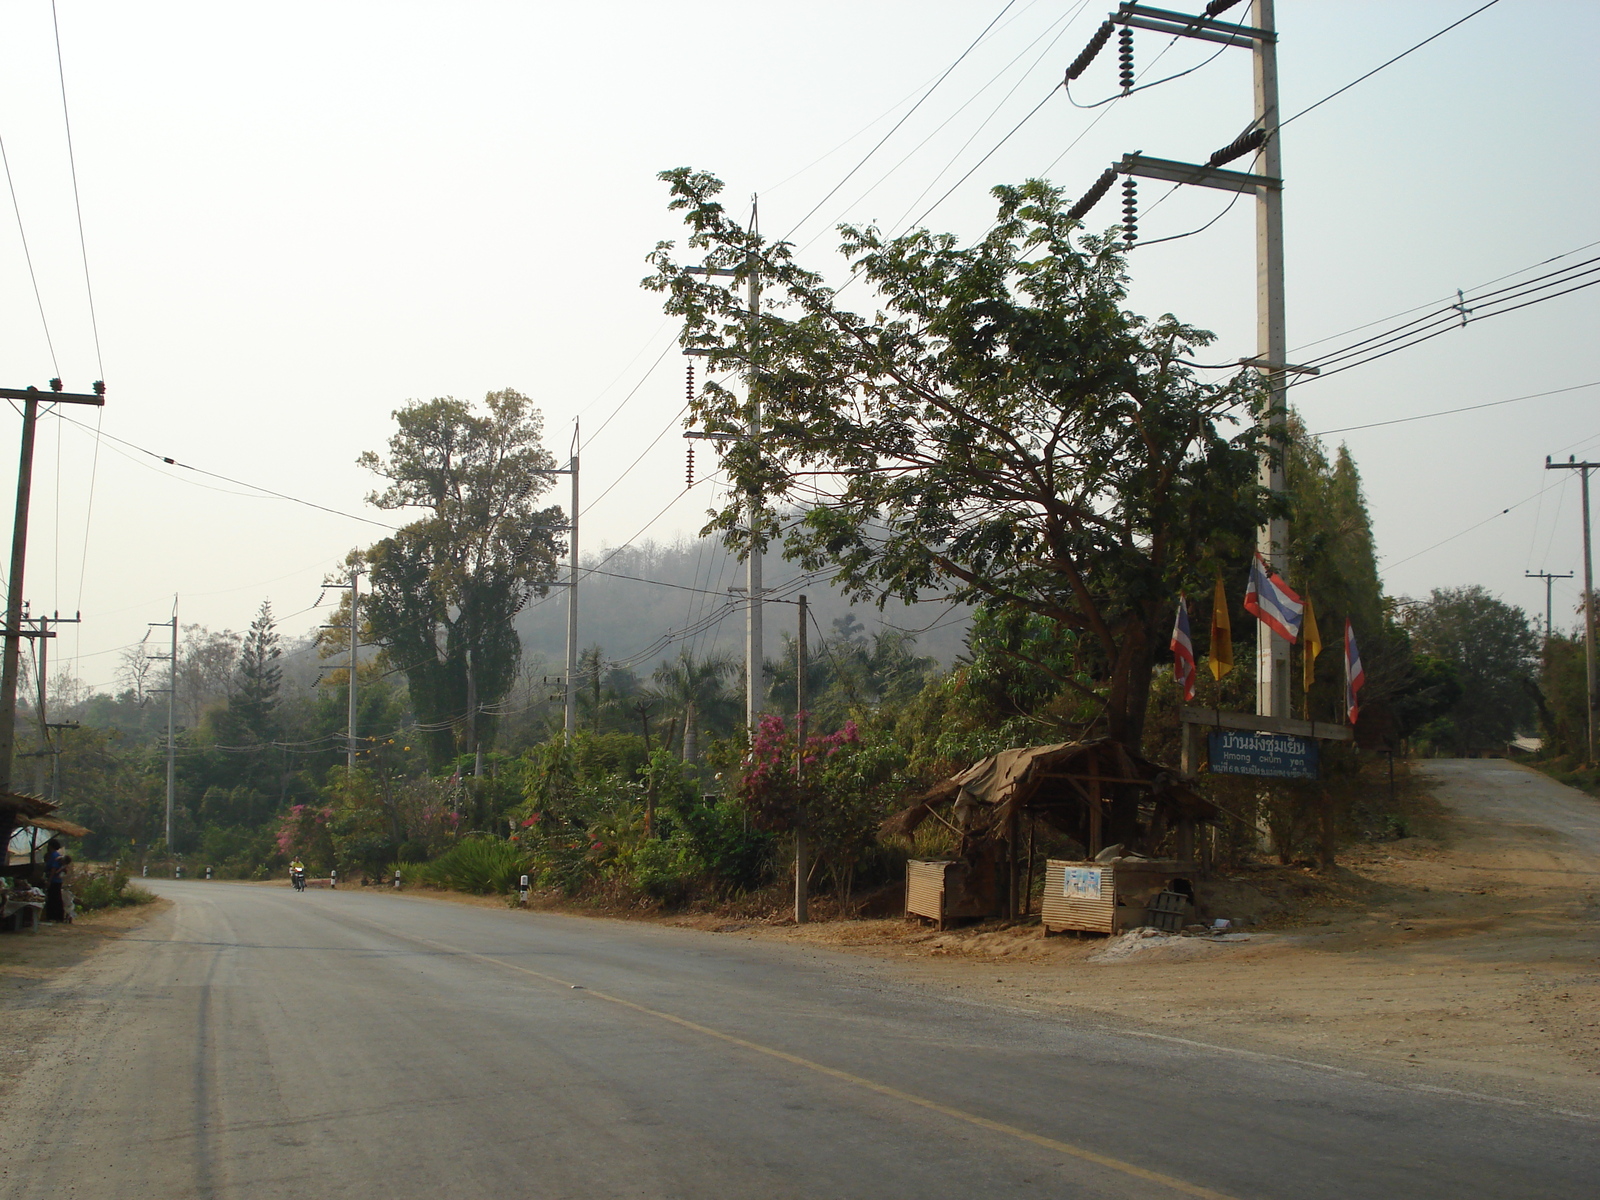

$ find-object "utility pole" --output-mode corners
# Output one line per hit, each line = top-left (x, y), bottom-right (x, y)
(1063, 4), (1306, 719)
(1546, 456), (1598, 762)
(746, 200), (765, 735)
(322, 569), (362, 770)
(1250, 0), (1291, 721)
(148, 601), (177, 850)
(30, 611), (79, 802)
(565, 424), (579, 739)
(1526, 570), (1574, 643)
(794, 593), (807, 925)
(0, 381), (104, 793)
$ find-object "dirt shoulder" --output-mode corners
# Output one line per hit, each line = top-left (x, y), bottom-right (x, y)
(666, 758), (1600, 1112)
(0, 900), (169, 1102)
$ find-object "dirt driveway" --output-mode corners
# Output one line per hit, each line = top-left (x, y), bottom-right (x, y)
(711, 758), (1600, 1112)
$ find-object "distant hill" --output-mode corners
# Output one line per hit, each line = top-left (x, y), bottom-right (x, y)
(513, 537), (972, 675)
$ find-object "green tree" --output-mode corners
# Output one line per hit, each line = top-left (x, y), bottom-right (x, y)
(351, 389), (566, 767)
(1405, 586), (1538, 753)
(646, 171), (1267, 752)
(650, 651), (737, 763)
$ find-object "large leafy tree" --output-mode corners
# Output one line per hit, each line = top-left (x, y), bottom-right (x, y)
(352, 389), (566, 767)
(1404, 585), (1538, 753)
(646, 171), (1268, 751)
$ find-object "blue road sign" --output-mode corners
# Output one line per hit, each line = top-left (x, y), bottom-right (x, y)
(1208, 730), (1319, 780)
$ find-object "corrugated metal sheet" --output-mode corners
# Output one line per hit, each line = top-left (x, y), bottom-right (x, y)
(905, 860), (950, 923)
(1041, 860), (1116, 934)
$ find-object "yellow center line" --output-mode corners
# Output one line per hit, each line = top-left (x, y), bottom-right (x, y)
(360, 913), (1244, 1200)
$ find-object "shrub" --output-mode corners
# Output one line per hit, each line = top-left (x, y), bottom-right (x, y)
(630, 836), (701, 905)
(412, 837), (529, 894)
(74, 869), (156, 912)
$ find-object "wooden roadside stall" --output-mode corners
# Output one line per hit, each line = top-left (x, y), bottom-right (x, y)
(2, 793), (90, 932)
(885, 739), (1218, 929)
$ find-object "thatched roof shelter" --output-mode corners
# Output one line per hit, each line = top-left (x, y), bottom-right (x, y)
(884, 738), (1215, 860)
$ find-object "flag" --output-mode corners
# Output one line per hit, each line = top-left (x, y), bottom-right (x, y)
(1345, 618), (1365, 725)
(1244, 551), (1303, 643)
(1208, 575), (1232, 681)
(1302, 592), (1322, 692)
(1170, 597), (1197, 702)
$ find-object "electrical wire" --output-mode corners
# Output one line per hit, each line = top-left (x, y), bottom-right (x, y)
(781, 0), (1022, 245)
(1279, 0), (1504, 130)
(54, 412), (399, 529)
(1064, 42), (1228, 108)
(50, 1), (102, 380)
(1310, 380), (1600, 438)
(0, 130), (60, 378)
(1383, 476), (1558, 571)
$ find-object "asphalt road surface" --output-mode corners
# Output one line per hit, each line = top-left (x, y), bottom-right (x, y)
(3, 869), (1596, 1198)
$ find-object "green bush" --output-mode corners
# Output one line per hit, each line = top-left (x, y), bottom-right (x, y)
(412, 837), (529, 894)
(630, 836), (701, 905)
(74, 870), (156, 912)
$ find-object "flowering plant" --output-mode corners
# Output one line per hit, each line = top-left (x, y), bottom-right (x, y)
(736, 713), (858, 832)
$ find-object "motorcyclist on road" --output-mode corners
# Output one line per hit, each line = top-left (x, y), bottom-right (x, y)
(289, 858), (307, 891)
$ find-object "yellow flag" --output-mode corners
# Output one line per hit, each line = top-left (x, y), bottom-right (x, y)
(1302, 592), (1322, 692)
(1208, 575), (1233, 681)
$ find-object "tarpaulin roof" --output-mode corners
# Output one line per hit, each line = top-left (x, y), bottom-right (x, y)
(883, 738), (1216, 844)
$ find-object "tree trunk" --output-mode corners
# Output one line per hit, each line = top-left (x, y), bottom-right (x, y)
(682, 701), (697, 765)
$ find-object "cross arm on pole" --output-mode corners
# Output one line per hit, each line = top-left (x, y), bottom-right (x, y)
(0, 386), (104, 407)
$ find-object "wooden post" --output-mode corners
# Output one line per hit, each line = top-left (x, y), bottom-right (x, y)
(1006, 806), (1018, 919)
(1087, 777), (1103, 857)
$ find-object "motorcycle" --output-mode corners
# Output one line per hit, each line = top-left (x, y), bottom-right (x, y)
(290, 867), (307, 893)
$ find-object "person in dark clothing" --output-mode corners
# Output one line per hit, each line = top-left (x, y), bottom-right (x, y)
(43, 838), (65, 922)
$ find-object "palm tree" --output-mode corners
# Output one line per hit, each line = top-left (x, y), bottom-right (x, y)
(649, 652), (737, 764)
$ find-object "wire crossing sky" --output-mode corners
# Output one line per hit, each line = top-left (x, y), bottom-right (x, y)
(0, 0), (1587, 685)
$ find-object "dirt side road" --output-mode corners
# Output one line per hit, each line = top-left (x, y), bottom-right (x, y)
(724, 758), (1600, 1110)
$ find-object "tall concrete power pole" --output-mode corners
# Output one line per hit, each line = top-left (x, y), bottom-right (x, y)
(148, 602), (177, 850)
(1546, 456), (1598, 762)
(565, 427), (579, 739)
(1251, 0), (1291, 721)
(745, 199), (765, 735)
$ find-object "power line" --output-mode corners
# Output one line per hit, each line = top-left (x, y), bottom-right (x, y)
(50, 1), (103, 379)
(1310, 380), (1600, 437)
(1279, 0), (1504, 129)
(0, 131), (60, 377)
(54, 412), (399, 529)
(781, 0), (1022, 244)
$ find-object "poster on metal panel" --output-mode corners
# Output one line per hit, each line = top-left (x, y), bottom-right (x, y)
(1063, 866), (1103, 900)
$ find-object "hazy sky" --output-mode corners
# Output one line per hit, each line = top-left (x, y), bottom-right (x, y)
(0, 0), (1592, 692)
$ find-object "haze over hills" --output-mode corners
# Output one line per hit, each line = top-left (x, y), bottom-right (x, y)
(515, 537), (973, 677)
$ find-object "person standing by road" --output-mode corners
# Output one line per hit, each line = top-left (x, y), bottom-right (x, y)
(42, 838), (65, 922)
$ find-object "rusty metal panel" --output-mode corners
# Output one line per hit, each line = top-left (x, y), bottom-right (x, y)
(1041, 859), (1116, 934)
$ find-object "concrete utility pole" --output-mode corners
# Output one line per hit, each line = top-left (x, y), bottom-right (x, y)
(31, 611), (80, 802)
(682, 199), (765, 734)
(148, 602), (177, 850)
(1526, 570), (1574, 643)
(322, 569), (362, 770)
(1250, 0), (1291, 721)
(565, 425), (579, 740)
(745, 198), (765, 734)
(1064, 5), (1299, 719)
(0, 381), (104, 793)
(794, 593), (807, 925)
(1546, 457), (1598, 762)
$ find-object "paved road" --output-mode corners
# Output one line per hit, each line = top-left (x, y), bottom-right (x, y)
(1417, 757), (1600, 859)
(2, 879), (1595, 1200)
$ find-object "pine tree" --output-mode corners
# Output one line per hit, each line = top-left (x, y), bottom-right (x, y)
(230, 601), (282, 745)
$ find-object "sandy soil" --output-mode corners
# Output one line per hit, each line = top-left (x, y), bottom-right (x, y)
(672, 758), (1600, 1111)
(0, 899), (169, 1101)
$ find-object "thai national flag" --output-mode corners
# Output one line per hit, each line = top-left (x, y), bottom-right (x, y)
(1345, 618), (1365, 724)
(1244, 552), (1303, 643)
(1170, 597), (1197, 702)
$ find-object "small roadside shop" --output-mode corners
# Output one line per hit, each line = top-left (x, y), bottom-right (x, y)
(886, 739), (1218, 929)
